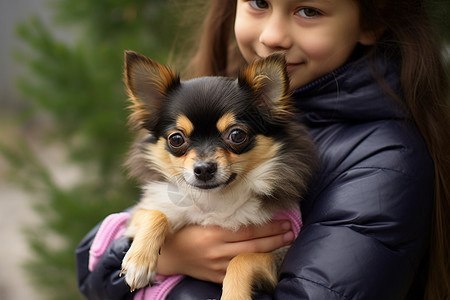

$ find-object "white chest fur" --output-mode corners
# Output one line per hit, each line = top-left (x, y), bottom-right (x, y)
(136, 178), (273, 232)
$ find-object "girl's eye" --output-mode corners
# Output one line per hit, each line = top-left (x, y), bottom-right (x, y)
(298, 8), (320, 18)
(229, 129), (248, 144)
(248, 0), (269, 10)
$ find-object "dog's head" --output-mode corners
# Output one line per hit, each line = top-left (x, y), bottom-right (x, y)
(124, 51), (311, 196)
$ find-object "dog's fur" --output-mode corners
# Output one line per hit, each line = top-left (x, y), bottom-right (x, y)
(120, 51), (316, 299)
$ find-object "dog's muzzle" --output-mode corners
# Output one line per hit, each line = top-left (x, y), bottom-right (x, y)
(188, 162), (237, 190)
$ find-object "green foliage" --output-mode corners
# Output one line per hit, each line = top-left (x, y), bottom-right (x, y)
(3, 0), (186, 299)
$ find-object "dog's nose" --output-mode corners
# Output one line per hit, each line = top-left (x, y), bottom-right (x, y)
(193, 162), (217, 182)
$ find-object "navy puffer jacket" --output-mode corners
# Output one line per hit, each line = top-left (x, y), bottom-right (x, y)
(76, 56), (434, 299)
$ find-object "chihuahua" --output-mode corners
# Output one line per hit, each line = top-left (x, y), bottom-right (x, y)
(120, 51), (316, 299)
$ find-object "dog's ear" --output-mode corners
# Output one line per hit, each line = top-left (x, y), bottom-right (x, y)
(124, 50), (180, 131)
(238, 54), (292, 121)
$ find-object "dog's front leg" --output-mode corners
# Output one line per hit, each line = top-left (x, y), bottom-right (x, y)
(121, 209), (171, 291)
(221, 252), (277, 300)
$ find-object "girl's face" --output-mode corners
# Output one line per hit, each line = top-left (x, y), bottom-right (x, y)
(235, 0), (375, 89)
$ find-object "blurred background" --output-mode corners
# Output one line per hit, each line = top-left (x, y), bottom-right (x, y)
(0, 0), (194, 299)
(0, 0), (448, 299)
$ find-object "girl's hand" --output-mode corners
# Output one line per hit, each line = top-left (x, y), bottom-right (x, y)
(156, 221), (295, 283)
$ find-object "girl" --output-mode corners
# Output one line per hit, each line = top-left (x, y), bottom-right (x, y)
(76, 0), (450, 299)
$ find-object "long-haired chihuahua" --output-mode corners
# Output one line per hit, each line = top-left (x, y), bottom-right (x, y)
(120, 51), (316, 299)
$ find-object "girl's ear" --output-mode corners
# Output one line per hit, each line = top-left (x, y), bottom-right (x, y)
(238, 54), (292, 120)
(124, 50), (180, 130)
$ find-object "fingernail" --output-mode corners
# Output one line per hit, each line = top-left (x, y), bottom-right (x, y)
(283, 231), (294, 244)
(281, 221), (291, 231)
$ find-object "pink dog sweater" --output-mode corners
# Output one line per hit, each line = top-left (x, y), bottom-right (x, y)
(89, 210), (302, 300)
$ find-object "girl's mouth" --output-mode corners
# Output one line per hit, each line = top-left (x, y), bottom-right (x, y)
(286, 62), (303, 72)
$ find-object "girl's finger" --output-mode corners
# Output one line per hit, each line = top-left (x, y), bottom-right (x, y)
(221, 220), (292, 242)
(223, 229), (295, 255)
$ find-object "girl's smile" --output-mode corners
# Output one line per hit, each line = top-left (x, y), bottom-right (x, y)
(286, 62), (304, 72)
(235, 0), (376, 89)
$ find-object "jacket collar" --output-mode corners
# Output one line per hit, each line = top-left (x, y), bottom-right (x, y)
(293, 56), (407, 125)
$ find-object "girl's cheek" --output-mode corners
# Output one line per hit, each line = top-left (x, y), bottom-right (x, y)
(235, 23), (258, 60)
(235, 18), (253, 40)
(300, 36), (333, 60)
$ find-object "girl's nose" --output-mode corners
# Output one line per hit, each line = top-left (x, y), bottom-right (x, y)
(259, 17), (293, 50)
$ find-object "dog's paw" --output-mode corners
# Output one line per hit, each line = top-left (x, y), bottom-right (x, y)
(120, 246), (158, 291)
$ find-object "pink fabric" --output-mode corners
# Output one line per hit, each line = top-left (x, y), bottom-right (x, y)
(133, 275), (184, 300)
(89, 212), (130, 272)
(273, 209), (302, 237)
(88, 209), (302, 300)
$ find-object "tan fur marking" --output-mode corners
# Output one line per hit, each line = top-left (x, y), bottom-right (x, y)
(144, 137), (201, 183)
(233, 135), (280, 174)
(222, 253), (277, 300)
(181, 149), (197, 172)
(145, 138), (183, 178)
(176, 115), (194, 136)
(214, 147), (232, 171)
(216, 113), (236, 133)
(121, 209), (172, 291)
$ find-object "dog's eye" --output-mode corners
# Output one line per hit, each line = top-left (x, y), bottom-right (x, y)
(229, 129), (247, 144)
(168, 132), (185, 148)
(167, 132), (189, 156)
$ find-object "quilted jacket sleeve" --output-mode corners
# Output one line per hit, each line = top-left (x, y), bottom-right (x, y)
(274, 172), (432, 299)
(270, 121), (434, 300)
(76, 224), (134, 300)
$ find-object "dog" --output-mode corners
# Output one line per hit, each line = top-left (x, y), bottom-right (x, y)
(120, 50), (316, 299)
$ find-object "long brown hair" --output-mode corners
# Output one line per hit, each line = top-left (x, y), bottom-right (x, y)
(358, 1), (450, 298)
(178, 0), (450, 298)
(177, 0), (241, 78)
